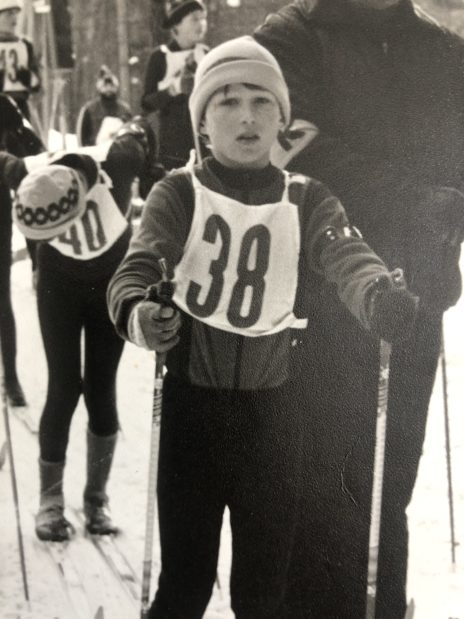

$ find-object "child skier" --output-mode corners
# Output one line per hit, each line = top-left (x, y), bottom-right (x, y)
(141, 0), (208, 169)
(108, 37), (418, 618)
(0, 117), (163, 542)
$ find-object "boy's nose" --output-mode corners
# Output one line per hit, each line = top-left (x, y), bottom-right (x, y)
(240, 105), (256, 124)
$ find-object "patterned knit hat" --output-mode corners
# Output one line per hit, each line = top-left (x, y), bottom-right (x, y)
(14, 165), (88, 240)
(189, 35), (291, 145)
(163, 0), (205, 29)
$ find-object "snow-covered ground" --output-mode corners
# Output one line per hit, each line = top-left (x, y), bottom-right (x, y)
(0, 244), (463, 618)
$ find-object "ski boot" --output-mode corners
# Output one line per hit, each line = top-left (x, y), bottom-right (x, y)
(35, 503), (74, 542)
(36, 459), (73, 541)
(84, 498), (118, 535)
(83, 428), (119, 535)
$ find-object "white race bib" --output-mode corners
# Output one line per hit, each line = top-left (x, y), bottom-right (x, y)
(159, 44), (208, 93)
(49, 182), (128, 260)
(0, 40), (28, 92)
(174, 173), (307, 337)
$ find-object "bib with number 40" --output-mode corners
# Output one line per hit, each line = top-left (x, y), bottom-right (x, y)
(49, 181), (128, 260)
(173, 170), (308, 337)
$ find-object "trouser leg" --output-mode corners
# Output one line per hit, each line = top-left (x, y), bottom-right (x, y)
(228, 386), (304, 619)
(37, 272), (82, 462)
(149, 375), (224, 619)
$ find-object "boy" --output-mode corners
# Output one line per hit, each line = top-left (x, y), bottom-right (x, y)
(108, 37), (417, 618)
(141, 0), (208, 169)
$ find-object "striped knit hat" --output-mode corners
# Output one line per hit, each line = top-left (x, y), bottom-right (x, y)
(189, 36), (291, 155)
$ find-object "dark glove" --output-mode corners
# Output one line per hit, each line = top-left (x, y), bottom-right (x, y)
(368, 269), (418, 343)
(408, 186), (464, 312)
(116, 115), (158, 167)
(16, 68), (31, 88)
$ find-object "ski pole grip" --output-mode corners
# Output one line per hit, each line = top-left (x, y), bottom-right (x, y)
(144, 258), (175, 308)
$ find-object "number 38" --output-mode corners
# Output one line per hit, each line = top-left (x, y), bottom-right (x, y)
(186, 215), (271, 328)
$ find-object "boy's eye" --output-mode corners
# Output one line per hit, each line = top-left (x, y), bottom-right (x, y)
(219, 97), (239, 107)
(254, 96), (274, 106)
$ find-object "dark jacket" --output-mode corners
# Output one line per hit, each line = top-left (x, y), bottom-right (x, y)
(76, 96), (132, 146)
(255, 0), (464, 311)
(108, 157), (394, 390)
(141, 40), (208, 169)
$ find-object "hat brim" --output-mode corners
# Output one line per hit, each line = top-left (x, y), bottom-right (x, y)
(163, 1), (205, 29)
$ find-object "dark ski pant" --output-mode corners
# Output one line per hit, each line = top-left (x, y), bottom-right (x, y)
(285, 300), (441, 619)
(149, 373), (305, 619)
(37, 269), (123, 462)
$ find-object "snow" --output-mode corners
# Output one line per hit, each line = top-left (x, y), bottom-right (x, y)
(0, 247), (463, 618)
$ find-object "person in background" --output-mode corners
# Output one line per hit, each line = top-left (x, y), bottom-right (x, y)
(0, 0), (41, 291)
(0, 117), (163, 541)
(0, 0), (40, 120)
(76, 65), (132, 147)
(141, 0), (208, 169)
(0, 94), (43, 407)
(108, 37), (417, 618)
(254, 1), (464, 616)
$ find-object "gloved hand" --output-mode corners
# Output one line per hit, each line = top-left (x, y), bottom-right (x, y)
(407, 185), (464, 312)
(128, 300), (181, 352)
(368, 269), (418, 343)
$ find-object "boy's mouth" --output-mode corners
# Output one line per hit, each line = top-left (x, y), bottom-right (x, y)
(237, 134), (260, 144)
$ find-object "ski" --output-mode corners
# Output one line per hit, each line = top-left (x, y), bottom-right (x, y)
(404, 599), (415, 619)
(71, 506), (140, 606)
(35, 538), (99, 619)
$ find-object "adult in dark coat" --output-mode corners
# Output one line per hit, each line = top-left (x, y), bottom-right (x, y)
(255, 1), (464, 617)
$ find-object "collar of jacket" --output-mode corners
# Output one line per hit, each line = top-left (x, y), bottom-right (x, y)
(296, 0), (417, 32)
(205, 156), (281, 191)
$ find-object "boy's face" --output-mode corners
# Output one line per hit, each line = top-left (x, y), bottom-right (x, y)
(201, 84), (284, 170)
(0, 8), (20, 34)
(173, 10), (207, 47)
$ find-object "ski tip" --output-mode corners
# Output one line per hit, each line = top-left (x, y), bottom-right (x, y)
(404, 598), (415, 619)
(94, 606), (105, 619)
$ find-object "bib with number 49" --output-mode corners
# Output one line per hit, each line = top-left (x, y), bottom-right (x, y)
(49, 180), (128, 260)
(173, 168), (308, 337)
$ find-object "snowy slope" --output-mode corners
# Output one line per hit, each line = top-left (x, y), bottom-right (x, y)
(0, 253), (463, 618)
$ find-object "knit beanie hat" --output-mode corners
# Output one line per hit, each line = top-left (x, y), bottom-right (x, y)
(0, 0), (22, 11)
(14, 165), (88, 240)
(163, 0), (205, 29)
(189, 35), (291, 143)
(96, 65), (119, 95)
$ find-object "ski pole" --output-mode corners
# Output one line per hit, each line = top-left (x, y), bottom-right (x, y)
(440, 324), (457, 565)
(0, 350), (30, 603)
(140, 258), (174, 619)
(365, 339), (392, 619)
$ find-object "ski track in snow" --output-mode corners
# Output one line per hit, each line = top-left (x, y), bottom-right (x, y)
(0, 251), (463, 618)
